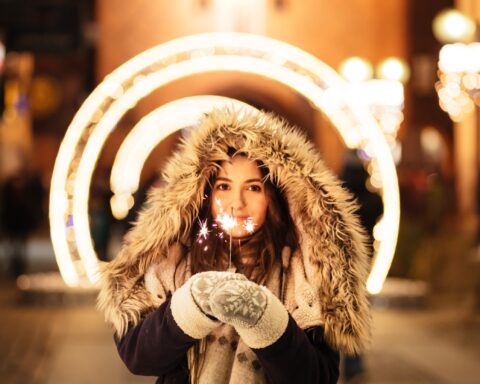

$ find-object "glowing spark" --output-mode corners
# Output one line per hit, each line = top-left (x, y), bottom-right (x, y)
(243, 217), (256, 233)
(197, 219), (209, 240)
(216, 211), (237, 232)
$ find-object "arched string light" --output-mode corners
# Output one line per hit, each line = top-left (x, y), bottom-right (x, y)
(49, 32), (400, 294)
(109, 96), (258, 220)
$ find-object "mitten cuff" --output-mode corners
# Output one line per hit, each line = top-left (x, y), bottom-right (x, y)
(235, 288), (289, 349)
(170, 279), (220, 339)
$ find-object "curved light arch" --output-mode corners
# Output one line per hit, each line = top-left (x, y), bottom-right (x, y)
(110, 96), (258, 217)
(49, 32), (399, 293)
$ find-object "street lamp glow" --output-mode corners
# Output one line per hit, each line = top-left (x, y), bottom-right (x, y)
(339, 57), (373, 83)
(433, 9), (476, 43)
(377, 57), (410, 83)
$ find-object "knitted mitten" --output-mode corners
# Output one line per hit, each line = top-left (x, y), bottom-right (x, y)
(210, 279), (289, 348)
(170, 271), (239, 339)
(190, 271), (247, 317)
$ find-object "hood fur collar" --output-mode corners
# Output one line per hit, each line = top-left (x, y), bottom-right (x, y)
(97, 107), (371, 354)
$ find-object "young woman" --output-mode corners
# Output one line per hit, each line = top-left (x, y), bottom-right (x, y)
(97, 108), (371, 383)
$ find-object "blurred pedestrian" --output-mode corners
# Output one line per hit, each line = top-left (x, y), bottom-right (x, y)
(0, 167), (44, 277)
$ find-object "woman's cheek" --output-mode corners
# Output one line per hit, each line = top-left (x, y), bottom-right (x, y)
(211, 194), (226, 213)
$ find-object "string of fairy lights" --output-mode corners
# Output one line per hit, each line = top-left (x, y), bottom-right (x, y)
(433, 8), (480, 122)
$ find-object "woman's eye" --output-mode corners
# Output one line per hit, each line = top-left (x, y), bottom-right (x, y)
(216, 183), (230, 191)
(248, 184), (262, 192)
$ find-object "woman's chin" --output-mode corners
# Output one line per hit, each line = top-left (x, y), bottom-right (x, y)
(231, 227), (259, 239)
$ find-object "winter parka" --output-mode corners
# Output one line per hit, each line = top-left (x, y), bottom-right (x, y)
(97, 107), (371, 382)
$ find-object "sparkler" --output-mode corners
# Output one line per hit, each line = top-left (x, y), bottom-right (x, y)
(215, 210), (237, 232)
(197, 197), (257, 270)
(198, 219), (209, 240)
(229, 207), (233, 268)
(215, 211), (258, 269)
(215, 208), (237, 269)
(243, 217), (256, 234)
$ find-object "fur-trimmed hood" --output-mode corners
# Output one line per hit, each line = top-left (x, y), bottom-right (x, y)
(97, 107), (371, 355)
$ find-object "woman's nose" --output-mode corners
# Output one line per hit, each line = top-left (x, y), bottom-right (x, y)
(230, 189), (245, 210)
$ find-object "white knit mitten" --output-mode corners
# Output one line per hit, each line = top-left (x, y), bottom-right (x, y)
(190, 271), (247, 317)
(210, 279), (289, 348)
(170, 271), (246, 339)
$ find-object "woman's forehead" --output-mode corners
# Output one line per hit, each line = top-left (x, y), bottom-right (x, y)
(217, 156), (262, 179)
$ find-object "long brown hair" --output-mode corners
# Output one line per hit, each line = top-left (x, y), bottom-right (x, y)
(189, 156), (298, 282)
(187, 155), (298, 383)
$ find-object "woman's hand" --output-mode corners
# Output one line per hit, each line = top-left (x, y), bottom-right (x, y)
(171, 271), (245, 339)
(209, 279), (268, 327)
(176, 271), (288, 347)
(209, 279), (289, 349)
(189, 271), (247, 317)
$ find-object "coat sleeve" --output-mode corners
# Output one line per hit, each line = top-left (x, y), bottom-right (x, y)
(115, 298), (196, 378)
(253, 315), (340, 384)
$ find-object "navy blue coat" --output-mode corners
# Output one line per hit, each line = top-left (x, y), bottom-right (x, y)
(115, 298), (339, 383)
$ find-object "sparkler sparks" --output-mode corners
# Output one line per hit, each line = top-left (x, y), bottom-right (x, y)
(243, 217), (256, 234)
(213, 197), (257, 236)
(199, 196), (258, 268)
(197, 219), (209, 240)
(216, 211), (238, 232)
(213, 205), (237, 269)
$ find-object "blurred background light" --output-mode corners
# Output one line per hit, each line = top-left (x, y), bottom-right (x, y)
(376, 57), (411, 83)
(49, 33), (400, 294)
(110, 96), (257, 219)
(339, 56), (374, 83)
(420, 126), (446, 162)
(432, 8), (476, 44)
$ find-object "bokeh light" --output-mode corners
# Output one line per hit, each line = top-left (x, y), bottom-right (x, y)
(339, 57), (374, 83)
(433, 8), (476, 44)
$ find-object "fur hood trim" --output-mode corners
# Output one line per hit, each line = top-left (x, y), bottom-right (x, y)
(97, 107), (371, 354)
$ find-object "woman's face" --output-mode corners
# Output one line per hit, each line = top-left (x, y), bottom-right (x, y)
(211, 156), (268, 238)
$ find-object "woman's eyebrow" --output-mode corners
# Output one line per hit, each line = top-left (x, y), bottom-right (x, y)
(215, 177), (262, 183)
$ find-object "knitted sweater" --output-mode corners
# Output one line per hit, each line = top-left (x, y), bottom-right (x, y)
(116, 299), (339, 383)
(115, 241), (339, 383)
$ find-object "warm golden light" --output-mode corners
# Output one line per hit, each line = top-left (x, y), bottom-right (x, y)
(433, 9), (476, 44)
(49, 32), (400, 293)
(420, 126), (445, 161)
(436, 43), (480, 122)
(377, 57), (410, 83)
(339, 57), (374, 83)
(111, 96), (256, 200)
